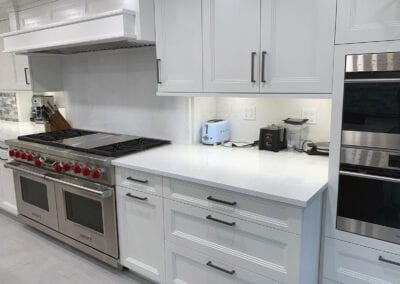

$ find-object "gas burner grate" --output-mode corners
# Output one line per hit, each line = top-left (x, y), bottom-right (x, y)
(18, 129), (97, 146)
(88, 138), (170, 157)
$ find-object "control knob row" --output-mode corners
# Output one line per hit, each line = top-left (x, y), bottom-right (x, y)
(10, 150), (35, 161)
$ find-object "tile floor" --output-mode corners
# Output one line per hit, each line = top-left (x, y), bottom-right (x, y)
(0, 212), (150, 284)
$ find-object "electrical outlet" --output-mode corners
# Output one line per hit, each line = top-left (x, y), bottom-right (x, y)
(243, 106), (256, 120)
(301, 108), (317, 124)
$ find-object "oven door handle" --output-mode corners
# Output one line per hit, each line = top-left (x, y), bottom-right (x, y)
(45, 175), (113, 198)
(340, 170), (400, 184)
(4, 161), (46, 179)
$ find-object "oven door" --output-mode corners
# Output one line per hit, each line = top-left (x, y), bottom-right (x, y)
(51, 175), (118, 258)
(342, 81), (400, 150)
(5, 161), (58, 230)
(337, 170), (400, 244)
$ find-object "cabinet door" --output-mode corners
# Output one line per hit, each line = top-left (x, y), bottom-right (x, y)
(14, 55), (31, 89)
(203, 0), (261, 93)
(0, 156), (17, 215)
(260, 0), (335, 94)
(336, 0), (400, 44)
(117, 186), (165, 283)
(155, 0), (203, 93)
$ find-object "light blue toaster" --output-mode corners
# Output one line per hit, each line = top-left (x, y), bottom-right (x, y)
(201, 119), (230, 145)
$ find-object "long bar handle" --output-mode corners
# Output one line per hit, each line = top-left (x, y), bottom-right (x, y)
(0, 146), (8, 150)
(207, 196), (237, 206)
(379, 256), (400, 267)
(156, 59), (162, 84)
(127, 176), (149, 184)
(340, 170), (400, 184)
(206, 261), (235, 275)
(206, 215), (236, 227)
(261, 51), (267, 83)
(4, 162), (46, 179)
(251, 52), (256, 83)
(24, 68), (30, 85)
(126, 193), (148, 201)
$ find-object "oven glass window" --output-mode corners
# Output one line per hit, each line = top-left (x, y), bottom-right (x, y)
(343, 83), (400, 134)
(64, 192), (104, 234)
(338, 175), (400, 230)
(20, 177), (49, 211)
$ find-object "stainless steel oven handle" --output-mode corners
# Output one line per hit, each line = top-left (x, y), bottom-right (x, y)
(344, 78), (400, 83)
(340, 170), (400, 184)
(4, 162), (46, 179)
(45, 175), (113, 198)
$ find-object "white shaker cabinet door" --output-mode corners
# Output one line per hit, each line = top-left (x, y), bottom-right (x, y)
(0, 155), (17, 215)
(260, 0), (335, 94)
(117, 187), (165, 284)
(203, 0), (261, 93)
(336, 0), (400, 44)
(155, 0), (203, 92)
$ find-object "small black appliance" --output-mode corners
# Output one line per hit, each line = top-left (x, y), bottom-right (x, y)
(259, 125), (287, 152)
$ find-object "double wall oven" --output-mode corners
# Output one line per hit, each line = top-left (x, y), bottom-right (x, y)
(337, 52), (400, 245)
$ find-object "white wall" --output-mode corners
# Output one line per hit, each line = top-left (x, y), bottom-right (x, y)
(192, 97), (332, 144)
(62, 46), (191, 143)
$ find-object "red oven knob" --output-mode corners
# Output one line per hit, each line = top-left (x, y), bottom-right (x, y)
(82, 167), (91, 176)
(73, 164), (82, 174)
(91, 169), (102, 179)
(15, 151), (21, 158)
(34, 159), (42, 167)
(54, 163), (62, 172)
(21, 152), (27, 160)
(27, 154), (33, 161)
(63, 163), (71, 172)
(9, 150), (15, 157)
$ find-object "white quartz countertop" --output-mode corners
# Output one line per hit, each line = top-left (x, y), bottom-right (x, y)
(0, 120), (44, 144)
(112, 144), (329, 207)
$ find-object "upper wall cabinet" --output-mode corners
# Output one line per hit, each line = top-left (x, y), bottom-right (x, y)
(155, 0), (203, 92)
(336, 0), (400, 44)
(156, 0), (336, 96)
(202, 0), (261, 93)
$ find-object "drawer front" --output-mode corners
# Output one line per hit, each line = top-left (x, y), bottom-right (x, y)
(324, 237), (400, 284)
(164, 178), (302, 234)
(116, 167), (162, 196)
(166, 241), (281, 284)
(165, 199), (300, 282)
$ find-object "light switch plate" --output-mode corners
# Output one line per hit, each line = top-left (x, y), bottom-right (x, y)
(302, 108), (317, 124)
(243, 106), (256, 120)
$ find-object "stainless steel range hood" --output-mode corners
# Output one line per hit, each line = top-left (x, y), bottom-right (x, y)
(1, 9), (155, 55)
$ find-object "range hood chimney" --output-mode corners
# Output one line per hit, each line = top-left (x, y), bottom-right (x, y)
(1, 8), (155, 55)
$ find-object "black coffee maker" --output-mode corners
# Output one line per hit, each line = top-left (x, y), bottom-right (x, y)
(259, 125), (287, 152)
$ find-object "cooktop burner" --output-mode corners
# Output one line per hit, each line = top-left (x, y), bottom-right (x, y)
(18, 129), (170, 157)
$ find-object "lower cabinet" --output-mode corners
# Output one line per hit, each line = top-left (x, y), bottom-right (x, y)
(0, 149), (17, 215)
(116, 186), (165, 283)
(166, 241), (279, 284)
(323, 237), (400, 284)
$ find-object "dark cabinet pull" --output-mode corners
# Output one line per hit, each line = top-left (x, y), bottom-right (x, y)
(0, 157), (8, 161)
(206, 215), (235, 227)
(251, 52), (256, 83)
(24, 68), (30, 85)
(261, 51), (267, 83)
(126, 176), (149, 184)
(379, 256), (400, 267)
(0, 146), (8, 150)
(207, 196), (237, 206)
(206, 261), (235, 275)
(156, 59), (162, 84)
(126, 193), (148, 201)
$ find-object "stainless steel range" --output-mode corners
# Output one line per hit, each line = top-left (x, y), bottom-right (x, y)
(4, 129), (169, 267)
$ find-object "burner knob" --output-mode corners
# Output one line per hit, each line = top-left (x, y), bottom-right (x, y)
(82, 167), (91, 177)
(15, 151), (21, 158)
(54, 163), (62, 172)
(9, 150), (15, 157)
(63, 163), (71, 172)
(27, 154), (33, 161)
(34, 159), (42, 167)
(91, 169), (102, 179)
(21, 152), (27, 160)
(73, 164), (82, 174)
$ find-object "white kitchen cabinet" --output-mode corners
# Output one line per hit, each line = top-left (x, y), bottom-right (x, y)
(165, 241), (279, 284)
(259, 0), (335, 93)
(155, 0), (203, 92)
(0, 148), (17, 215)
(323, 237), (400, 284)
(202, 0), (261, 93)
(116, 186), (165, 284)
(336, 0), (400, 44)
